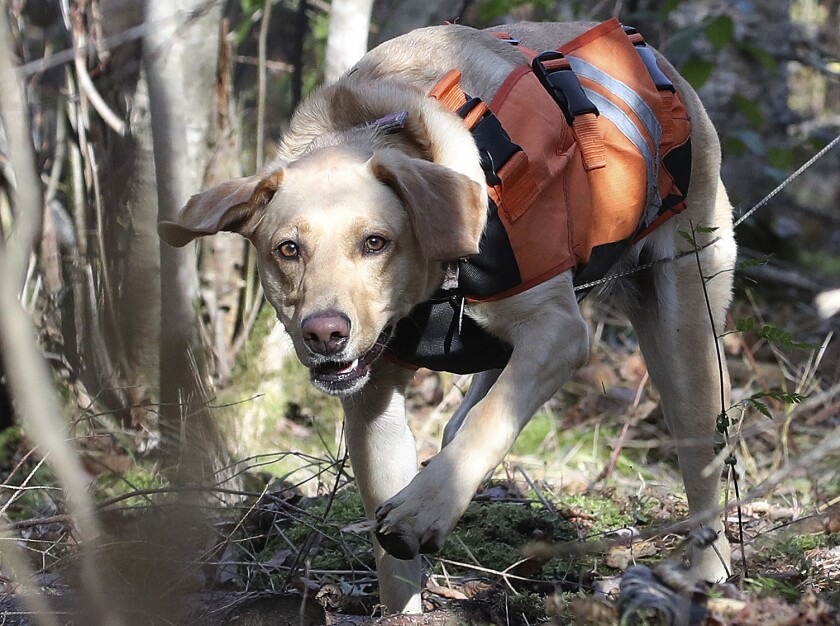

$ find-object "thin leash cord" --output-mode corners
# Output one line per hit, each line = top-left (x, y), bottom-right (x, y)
(733, 132), (840, 229)
(573, 131), (840, 294)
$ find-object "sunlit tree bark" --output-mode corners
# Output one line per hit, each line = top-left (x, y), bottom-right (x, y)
(325, 0), (375, 83)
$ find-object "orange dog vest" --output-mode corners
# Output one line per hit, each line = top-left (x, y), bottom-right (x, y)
(387, 19), (693, 373)
(431, 17), (692, 301)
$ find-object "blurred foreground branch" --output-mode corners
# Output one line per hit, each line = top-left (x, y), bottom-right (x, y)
(0, 8), (123, 625)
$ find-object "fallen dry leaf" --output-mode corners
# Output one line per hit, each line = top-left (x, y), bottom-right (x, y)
(605, 540), (658, 570)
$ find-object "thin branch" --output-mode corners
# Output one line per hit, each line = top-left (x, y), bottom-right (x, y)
(73, 37), (126, 135)
(232, 54), (293, 73)
(0, 22), (43, 289)
(292, 0), (309, 108)
(689, 221), (742, 578)
(65, 72), (88, 257)
(231, 281), (265, 357)
(20, 0), (222, 78)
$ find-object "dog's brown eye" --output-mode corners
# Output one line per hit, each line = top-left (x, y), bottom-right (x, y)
(364, 235), (389, 254)
(276, 241), (299, 259)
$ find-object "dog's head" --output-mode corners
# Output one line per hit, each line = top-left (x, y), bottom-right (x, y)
(159, 145), (486, 395)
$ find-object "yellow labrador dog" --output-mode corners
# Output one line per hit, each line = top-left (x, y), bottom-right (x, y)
(160, 20), (735, 613)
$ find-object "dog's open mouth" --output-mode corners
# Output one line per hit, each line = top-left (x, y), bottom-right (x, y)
(309, 330), (390, 396)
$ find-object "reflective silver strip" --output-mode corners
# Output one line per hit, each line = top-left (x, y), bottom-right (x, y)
(567, 56), (662, 149)
(582, 87), (661, 223)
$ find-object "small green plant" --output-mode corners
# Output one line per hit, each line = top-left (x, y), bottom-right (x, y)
(729, 317), (817, 350)
(744, 575), (802, 603)
(737, 390), (805, 420)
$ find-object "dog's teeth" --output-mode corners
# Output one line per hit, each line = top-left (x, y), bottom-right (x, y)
(337, 359), (359, 374)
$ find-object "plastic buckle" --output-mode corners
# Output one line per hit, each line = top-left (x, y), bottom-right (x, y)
(479, 149), (500, 185)
(532, 50), (599, 125)
(634, 45), (676, 93)
(456, 96), (484, 119)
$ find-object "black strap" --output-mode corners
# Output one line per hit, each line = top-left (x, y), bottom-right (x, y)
(531, 50), (599, 125)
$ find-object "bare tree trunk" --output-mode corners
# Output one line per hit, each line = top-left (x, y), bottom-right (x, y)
(293, 0), (310, 108)
(66, 0), (233, 460)
(81, 0), (159, 415)
(143, 0), (220, 476)
(325, 0), (375, 83)
(202, 18), (247, 385)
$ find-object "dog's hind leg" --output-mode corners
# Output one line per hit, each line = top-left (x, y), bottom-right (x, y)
(625, 183), (736, 582)
(342, 363), (423, 613)
(442, 369), (502, 447)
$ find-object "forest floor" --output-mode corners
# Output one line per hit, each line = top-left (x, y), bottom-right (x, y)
(1, 283), (839, 625)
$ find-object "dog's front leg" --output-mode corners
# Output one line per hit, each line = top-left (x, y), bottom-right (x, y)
(342, 362), (423, 614)
(375, 275), (589, 559)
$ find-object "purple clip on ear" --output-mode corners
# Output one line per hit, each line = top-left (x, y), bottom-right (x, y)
(369, 110), (409, 134)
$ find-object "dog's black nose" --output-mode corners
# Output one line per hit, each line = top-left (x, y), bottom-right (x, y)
(301, 311), (351, 355)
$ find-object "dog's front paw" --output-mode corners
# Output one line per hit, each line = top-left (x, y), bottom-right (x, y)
(374, 494), (450, 560)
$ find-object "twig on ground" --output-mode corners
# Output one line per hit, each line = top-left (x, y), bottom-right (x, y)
(282, 423), (351, 590)
(433, 556), (545, 587)
(514, 465), (557, 517)
(591, 371), (649, 487)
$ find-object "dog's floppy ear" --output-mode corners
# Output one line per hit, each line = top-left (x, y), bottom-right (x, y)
(369, 149), (486, 261)
(158, 171), (284, 247)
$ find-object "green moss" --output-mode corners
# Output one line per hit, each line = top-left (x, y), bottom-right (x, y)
(0, 425), (25, 469)
(500, 591), (550, 624)
(560, 491), (634, 534)
(282, 488), (374, 571)
(94, 466), (167, 508)
(790, 533), (826, 553)
(440, 500), (574, 576)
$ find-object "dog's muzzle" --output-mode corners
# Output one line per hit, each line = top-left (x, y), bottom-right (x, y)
(309, 329), (391, 396)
